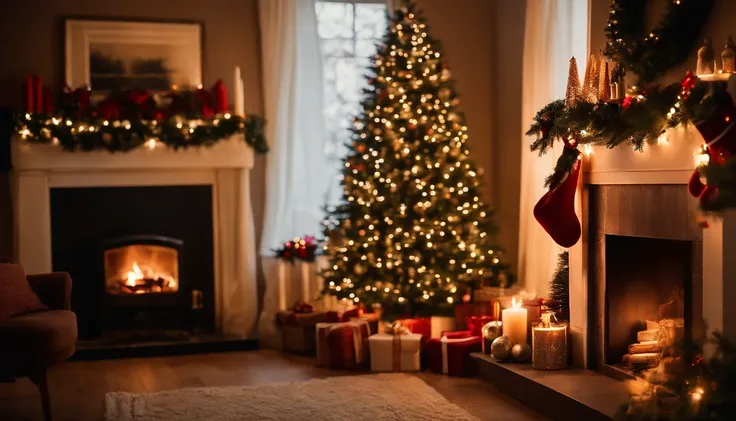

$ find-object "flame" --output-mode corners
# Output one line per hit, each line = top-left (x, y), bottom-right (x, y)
(125, 262), (144, 287)
(511, 297), (522, 309)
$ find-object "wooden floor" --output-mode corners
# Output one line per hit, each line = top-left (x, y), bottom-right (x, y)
(0, 350), (547, 421)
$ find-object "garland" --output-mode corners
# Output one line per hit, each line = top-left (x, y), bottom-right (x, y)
(16, 112), (267, 154)
(14, 86), (268, 154)
(604, 0), (714, 84)
(527, 0), (715, 191)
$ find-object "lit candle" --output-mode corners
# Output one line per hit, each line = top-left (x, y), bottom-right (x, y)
(532, 313), (568, 370)
(502, 297), (527, 345)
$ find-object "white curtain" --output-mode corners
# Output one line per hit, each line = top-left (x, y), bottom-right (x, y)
(518, 0), (588, 296)
(258, 0), (330, 343)
(259, 0), (330, 255)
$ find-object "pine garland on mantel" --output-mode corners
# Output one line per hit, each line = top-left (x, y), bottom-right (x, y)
(16, 112), (268, 154)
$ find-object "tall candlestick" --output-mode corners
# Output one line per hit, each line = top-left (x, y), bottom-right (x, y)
(502, 297), (527, 345)
(24, 75), (35, 113)
(234, 66), (245, 117)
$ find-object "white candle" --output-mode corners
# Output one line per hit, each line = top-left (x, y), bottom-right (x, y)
(502, 297), (527, 345)
(234, 66), (245, 117)
(301, 261), (311, 301)
(277, 260), (287, 311)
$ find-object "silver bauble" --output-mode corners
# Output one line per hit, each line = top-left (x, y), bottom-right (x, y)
(481, 321), (503, 355)
(511, 343), (532, 362)
(491, 335), (515, 361)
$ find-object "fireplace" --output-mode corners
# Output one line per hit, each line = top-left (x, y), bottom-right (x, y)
(587, 185), (704, 379)
(50, 185), (215, 340)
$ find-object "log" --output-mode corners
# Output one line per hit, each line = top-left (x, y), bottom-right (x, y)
(625, 353), (661, 370)
(629, 341), (661, 354)
(637, 330), (659, 342)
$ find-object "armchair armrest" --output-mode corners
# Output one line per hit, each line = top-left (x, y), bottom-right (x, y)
(26, 272), (72, 311)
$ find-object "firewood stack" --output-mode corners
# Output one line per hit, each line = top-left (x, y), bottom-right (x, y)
(622, 295), (685, 372)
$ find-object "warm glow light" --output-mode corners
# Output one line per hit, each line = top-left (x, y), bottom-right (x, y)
(146, 139), (156, 150)
(511, 297), (522, 309)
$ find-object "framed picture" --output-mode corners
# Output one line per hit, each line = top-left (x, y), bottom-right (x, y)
(65, 19), (202, 98)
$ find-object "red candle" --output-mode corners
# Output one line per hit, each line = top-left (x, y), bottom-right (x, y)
(34, 75), (43, 113)
(43, 87), (55, 114)
(24, 75), (34, 113)
(212, 79), (228, 113)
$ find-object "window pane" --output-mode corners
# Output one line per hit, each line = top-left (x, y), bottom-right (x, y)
(316, 3), (354, 39)
(316, 1), (387, 204)
(356, 4), (387, 39)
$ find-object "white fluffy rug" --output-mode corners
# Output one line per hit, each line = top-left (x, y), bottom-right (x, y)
(105, 373), (479, 421)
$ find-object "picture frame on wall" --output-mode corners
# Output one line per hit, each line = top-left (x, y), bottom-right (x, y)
(65, 19), (202, 100)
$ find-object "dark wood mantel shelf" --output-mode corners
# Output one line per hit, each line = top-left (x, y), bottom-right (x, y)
(472, 353), (629, 421)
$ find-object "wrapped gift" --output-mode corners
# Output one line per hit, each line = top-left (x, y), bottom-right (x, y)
(465, 316), (495, 336)
(350, 312), (380, 334)
(368, 332), (422, 372)
(276, 308), (340, 354)
(396, 317), (432, 338)
(426, 332), (482, 377)
(431, 316), (456, 338)
(454, 302), (492, 330)
(316, 320), (372, 369)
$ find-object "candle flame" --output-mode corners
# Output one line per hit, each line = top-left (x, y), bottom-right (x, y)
(511, 297), (522, 309)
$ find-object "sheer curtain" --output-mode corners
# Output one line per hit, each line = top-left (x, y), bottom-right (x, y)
(518, 0), (588, 296)
(258, 0), (330, 341)
(259, 0), (330, 255)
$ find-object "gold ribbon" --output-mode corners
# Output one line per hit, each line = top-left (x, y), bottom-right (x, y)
(384, 321), (410, 336)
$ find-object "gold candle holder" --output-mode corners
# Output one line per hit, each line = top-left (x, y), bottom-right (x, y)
(532, 313), (568, 370)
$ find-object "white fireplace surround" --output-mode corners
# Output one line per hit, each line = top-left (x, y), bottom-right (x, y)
(11, 136), (258, 337)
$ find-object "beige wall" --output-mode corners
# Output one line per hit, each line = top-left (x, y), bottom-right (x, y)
(491, 0), (526, 276)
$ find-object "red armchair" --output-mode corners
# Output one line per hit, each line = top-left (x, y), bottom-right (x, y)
(0, 271), (77, 421)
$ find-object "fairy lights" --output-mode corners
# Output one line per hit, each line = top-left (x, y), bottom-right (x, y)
(319, 4), (513, 312)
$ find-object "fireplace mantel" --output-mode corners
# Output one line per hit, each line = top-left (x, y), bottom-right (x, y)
(568, 124), (736, 367)
(11, 136), (258, 337)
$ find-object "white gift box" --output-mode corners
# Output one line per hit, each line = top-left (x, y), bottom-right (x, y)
(368, 333), (422, 372)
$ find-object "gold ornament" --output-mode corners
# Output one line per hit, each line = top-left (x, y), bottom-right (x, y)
(598, 58), (611, 101)
(697, 37), (716, 76)
(722, 36), (736, 74)
(491, 335), (514, 361)
(482, 321), (502, 355)
(511, 343), (532, 362)
(565, 57), (582, 108)
(581, 54), (599, 103)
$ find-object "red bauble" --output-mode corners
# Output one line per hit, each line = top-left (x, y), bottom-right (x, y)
(622, 96), (635, 109)
(533, 159), (582, 248)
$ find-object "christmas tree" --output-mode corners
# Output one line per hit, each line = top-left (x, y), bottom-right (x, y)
(548, 251), (570, 322)
(321, 0), (514, 318)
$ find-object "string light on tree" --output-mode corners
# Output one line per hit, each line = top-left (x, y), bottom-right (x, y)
(320, 0), (513, 317)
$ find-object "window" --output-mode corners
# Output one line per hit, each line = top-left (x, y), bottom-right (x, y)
(316, 0), (388, 203)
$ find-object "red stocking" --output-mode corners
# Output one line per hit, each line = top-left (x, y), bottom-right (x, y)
(690, 90), (736, 206)
(534, 159), (581, 248)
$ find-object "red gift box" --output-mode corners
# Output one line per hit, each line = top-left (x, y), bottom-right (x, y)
(465, 316), (495, 336)
(316, 320), (372, 369)
(397, 317), (431, 338)
(454, 302), (493, 330)
(426, 331), (482, 377)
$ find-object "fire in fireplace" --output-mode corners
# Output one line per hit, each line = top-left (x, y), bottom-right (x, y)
(104, 244), (179, 295)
